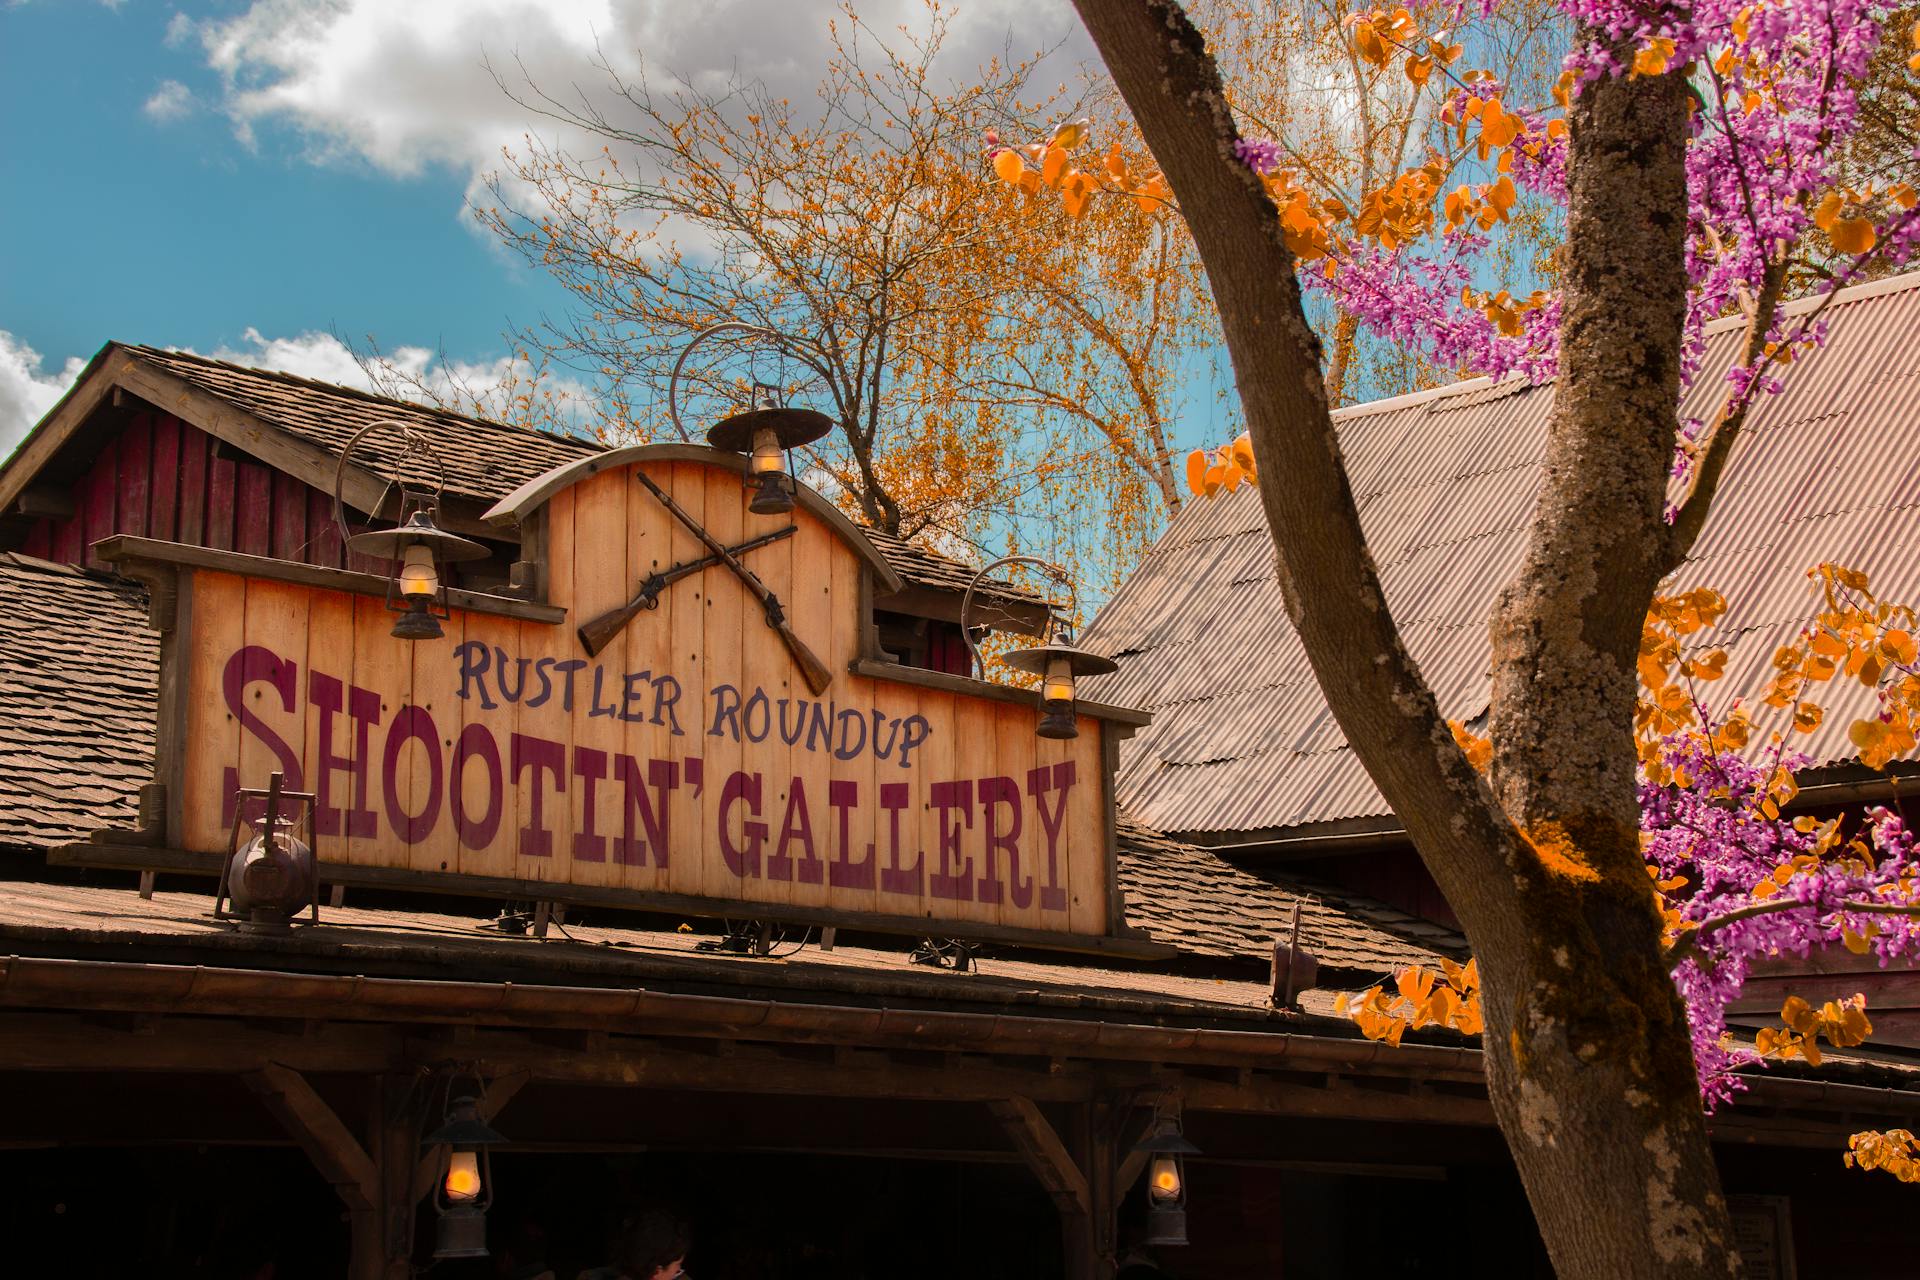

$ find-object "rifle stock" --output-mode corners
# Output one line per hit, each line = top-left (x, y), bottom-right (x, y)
(775, 618), (836, 696)
(578, 597), (647, 658)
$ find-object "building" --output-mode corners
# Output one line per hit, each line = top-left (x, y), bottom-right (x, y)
(0, 319), (1913, 1278)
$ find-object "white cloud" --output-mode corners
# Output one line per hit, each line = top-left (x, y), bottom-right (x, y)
(164, 12), (197, 48)
(143, 79), (195, 122)
(193, 0), (1088, 185)
(0, 334), (87, 462)
(210, 328), (378, 389)
(200, 328), (601, 433)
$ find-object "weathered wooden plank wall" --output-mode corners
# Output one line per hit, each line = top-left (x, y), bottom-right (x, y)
(175, 457), (1112, 940)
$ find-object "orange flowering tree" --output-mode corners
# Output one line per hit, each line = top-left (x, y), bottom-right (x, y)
(470, 2), (1210, 586)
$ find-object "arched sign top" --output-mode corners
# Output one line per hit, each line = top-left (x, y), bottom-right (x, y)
(482, 443), (905, 595)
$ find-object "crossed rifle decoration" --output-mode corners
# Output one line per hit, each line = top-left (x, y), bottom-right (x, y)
(575, 470), (835, 697)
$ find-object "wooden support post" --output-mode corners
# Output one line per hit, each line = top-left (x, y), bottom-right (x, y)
(137, 871), (156, 900)
(1087, 1099), (1120, 1263)
(245, 1064), (419, 1280)
(990, 1096), (1105, 1279)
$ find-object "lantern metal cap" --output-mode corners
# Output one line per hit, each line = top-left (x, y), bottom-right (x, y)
(345, 509), (490, 563)
(1131, 1121), (1201, 1156)
(1001, 642), (1119, 680)
(425, 1096), (509, 1148)
(706, 405), (833, 454)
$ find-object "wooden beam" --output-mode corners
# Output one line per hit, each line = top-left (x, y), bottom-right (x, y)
(849, 657), (1151, 727)
(92, 536), (563, 626)
(989, 1096), (1090, 1218)
(244, 1062), (377, 1211)
(13, 486), (75, 520)
(0, 347), (129, 516)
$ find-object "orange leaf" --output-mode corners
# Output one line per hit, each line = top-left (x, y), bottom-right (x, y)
(1040, 145), (1069, 189)
(1830, 217), (1877, 255)
(1185, 449), (1208, 495)
(991, 149), (1025, 184)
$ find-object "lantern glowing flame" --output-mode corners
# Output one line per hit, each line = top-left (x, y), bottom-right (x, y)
(444, 1150), (482, 1202)
(1042, 655), (1076, 707)
(749, 426), (784, 476)
(1149, 1154), (1182, 1201)
(399, 543), (440, 600)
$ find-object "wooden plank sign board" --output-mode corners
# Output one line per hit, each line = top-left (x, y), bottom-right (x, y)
(172, 453), (1123, 948)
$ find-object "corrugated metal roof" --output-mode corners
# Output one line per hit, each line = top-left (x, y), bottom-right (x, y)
(1086, 271), (1920, 837)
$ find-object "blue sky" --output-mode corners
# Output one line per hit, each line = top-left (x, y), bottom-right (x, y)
(0, 2), (570, 369)
(0, 0), (1093, 452)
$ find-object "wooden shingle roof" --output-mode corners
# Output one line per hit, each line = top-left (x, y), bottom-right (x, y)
(0, 554), (155, 848)
(106, 344), (1047, 611)
(122, 344), (602, 504)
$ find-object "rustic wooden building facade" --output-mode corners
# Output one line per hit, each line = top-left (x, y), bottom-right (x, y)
(0, 341), (1915, 1278)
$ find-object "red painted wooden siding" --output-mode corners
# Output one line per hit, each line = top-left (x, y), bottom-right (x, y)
(1289, 845), (1460, 928)
(18, 411), (375, 575)
(927, 621), (972, 677)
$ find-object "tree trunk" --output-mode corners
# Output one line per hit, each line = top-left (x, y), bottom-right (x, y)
(1479, 43), (1740, 1280)
(1067, 4), (1741, 1276)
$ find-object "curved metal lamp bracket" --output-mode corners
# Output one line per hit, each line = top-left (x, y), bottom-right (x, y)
(666, 321), (830, 442)
(330, 418), (450, 550)
(960, 555), (1077, 679)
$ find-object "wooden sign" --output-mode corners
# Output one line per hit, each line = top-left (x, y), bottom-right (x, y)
(150, 448), (1143, 952)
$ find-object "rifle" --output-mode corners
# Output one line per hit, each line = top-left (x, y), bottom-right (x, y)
(577, 525), (797, 657)
(633, 470), (836, 695)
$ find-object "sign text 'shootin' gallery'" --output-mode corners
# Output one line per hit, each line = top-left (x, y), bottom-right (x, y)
(218, 642), (1082, 911)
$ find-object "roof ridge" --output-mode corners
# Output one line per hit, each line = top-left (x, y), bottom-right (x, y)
(1323, 267), (1920, 420)
(119, 342), (606, 456)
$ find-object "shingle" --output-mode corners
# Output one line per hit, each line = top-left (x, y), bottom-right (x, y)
(0, 555), (156, 846)
(1115, 816), (1465, 973)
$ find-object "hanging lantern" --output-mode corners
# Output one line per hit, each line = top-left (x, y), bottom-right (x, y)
(1131, 1109), (1200, 1247)
(705, 382), (833, 515)
(345, 509), (489, 641)
(958, 556), (1115, 740)
(424, 1094), (509, 1259)
(1001, 624), (1118, 740)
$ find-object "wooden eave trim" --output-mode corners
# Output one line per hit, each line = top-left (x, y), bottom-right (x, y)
(873, 583), (1052, 637)
(481, 442), (907, 595)
(0, 951), (1486, 1077)
(0, 344), (129, 516)
(93, 535), (566, 625)
(848, 657), (1152, 727)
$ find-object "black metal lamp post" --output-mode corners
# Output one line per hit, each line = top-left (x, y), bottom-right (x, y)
(1132, 1108), (1201, 1247)
(424, 1094), (509, 1259)
(705, 382), (833, 516)
(961, 556), (1117, 740)
(331, 419), (489, 641)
